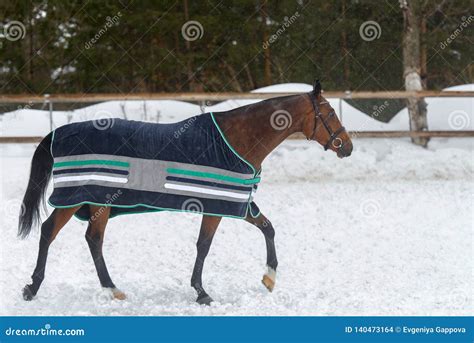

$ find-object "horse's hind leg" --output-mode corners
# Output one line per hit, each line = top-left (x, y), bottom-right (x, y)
(245, 207), (278, 292)
(85, 205), (125, 300)
(191, 215), (222, 305)
(23, 207), (79, 300)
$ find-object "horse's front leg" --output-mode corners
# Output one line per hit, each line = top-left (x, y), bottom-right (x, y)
(191, 215), (221, 305)
(245, 203), (278, 292)
(85, 205), (125, 300)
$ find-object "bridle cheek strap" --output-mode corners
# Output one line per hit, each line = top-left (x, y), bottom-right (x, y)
(307, 93), (319, 141)
(307, 93), (346, 150)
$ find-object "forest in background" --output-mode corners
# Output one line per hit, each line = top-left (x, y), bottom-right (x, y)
(0, 0), (472, 95)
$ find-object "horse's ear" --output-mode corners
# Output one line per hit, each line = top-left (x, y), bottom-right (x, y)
(313, 79), (321, 96)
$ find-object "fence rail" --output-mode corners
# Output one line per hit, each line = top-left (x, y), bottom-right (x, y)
(0, 90), (473, 103)
(1, 91), (472, 142)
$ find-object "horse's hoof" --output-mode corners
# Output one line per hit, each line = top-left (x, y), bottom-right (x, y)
(22, 285), (35, 301)
(262, 274), (275, 292)
(196, 294), (213, 306)
(112, 288), (126, 300)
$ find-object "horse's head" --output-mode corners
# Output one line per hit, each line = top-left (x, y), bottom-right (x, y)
(303, 80), (353, 158)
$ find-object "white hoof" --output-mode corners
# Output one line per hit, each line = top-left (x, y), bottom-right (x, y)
(111, 288), (126, 300)
(262, 267), (276, 292)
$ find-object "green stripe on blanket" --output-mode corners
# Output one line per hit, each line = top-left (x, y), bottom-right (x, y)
(53, 159), (130, 168)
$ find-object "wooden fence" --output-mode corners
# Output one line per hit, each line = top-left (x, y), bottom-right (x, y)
(1, 91), (472, 143)
(1, 90), (473, 103)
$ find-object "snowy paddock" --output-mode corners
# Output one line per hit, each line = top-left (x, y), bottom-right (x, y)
(0, 138), (472, 316)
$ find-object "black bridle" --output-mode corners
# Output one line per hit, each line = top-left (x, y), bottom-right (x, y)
(307, 92), (346, 151)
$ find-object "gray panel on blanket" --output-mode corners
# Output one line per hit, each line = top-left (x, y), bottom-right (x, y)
(48, 113), (260, 220)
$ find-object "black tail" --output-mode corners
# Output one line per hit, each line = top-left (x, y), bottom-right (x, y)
(18, 133), (54, 239)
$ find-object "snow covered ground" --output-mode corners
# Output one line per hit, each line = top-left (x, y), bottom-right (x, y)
(1, 138), (472, 316)
(0, 82), (472, 315)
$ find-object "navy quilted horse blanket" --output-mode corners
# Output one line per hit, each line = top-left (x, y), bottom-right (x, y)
(48, 113), (261, 221)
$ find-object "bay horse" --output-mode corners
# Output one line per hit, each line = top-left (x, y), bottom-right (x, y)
(18, 80), (352, 305)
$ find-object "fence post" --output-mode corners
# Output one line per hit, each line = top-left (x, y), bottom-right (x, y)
(44, 94), (53, 131)
(199, 100), (206, 113)
(339, 97), (343, 124)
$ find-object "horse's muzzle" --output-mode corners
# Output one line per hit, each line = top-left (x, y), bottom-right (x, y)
(337, 143), (353, 158)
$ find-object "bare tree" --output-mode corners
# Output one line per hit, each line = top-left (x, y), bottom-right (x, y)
(260, 0), (272, 86)
(183, 0), (197, 91)
(341, 0), (350, 89)
(223, 61), (243, 92)
(244, 64), (256, 89)
(400, 0), (429, 147)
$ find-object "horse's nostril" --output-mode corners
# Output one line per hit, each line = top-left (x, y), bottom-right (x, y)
(340, 146), (352, 157)
(344, 144), (353, 157)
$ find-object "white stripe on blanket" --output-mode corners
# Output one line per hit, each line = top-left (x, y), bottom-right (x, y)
(54, 174), (128, 184)
(164, 183), (250, 199)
